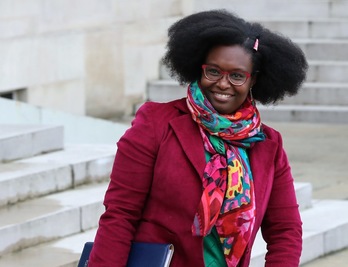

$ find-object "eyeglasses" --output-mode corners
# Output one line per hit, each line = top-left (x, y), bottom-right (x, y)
(202, 64), (252, 86)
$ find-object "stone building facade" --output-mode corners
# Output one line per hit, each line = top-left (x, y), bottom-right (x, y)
(0, 0), (194, 119)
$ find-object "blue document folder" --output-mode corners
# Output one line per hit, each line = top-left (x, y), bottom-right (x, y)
(77, 241), (174, 267)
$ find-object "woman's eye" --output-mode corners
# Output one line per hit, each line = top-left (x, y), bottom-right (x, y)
(230, 72), (245, 80)
(207, 68), (221, 76)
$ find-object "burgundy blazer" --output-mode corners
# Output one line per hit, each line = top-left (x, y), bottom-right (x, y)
(89, 98), (302, 267)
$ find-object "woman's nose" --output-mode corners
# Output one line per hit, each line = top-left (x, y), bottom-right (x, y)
(217, 74), (231, 89)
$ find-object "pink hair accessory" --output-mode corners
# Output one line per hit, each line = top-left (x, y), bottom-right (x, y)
(253, 38), (259, 51)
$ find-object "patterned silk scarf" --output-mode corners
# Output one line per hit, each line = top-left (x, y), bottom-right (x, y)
(187, 81), (265, 266)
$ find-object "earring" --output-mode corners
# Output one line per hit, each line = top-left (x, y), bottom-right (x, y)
(250, 88), (255, 106)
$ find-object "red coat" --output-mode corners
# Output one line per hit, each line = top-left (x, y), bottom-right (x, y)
(89, 98), (302, 267)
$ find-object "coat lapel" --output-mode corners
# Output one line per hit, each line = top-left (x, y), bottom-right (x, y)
(170, 113), (206, 178)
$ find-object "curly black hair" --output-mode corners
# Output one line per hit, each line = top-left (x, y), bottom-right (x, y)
(162, 9), (308, 104)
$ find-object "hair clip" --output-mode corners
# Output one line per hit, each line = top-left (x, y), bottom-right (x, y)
(253, 38), (259, 51)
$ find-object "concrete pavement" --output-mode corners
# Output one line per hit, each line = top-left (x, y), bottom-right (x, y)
(267, 121), (348, 201)
(264, 121), (348, 266)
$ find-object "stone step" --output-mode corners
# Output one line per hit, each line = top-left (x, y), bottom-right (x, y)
(282, 83), (348, 106)
(256, 18), (348, 39)
(258, 104), (348, 123)
(296, 39), (348, 61)
(147, 80), (348, 106)
(0, 182), (312, 266)
(0, 182), (108, 257)
(147, 80), (186, 102)
(0, 228), (97, 267)
(307, 61), (348, 83)
(250, 199), (348, 266)
(0, 124), (64, 163)
(295, 182), (313, 211)
(0, 144), (115, 207)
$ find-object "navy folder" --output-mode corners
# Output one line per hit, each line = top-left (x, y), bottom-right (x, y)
(77, 242), (93, 267)
(77, 241), (174, 267)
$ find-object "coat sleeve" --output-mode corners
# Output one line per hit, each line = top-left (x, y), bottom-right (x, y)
(88, 102), (159, 266)
(261, 130), (303, 267)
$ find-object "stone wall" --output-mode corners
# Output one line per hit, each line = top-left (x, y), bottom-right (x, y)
(0, 0), (192, 119)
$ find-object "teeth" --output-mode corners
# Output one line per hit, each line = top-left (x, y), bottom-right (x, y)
(215, 93), (232, 98)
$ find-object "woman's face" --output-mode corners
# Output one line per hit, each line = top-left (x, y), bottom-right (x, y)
(200, 45), (255, 115)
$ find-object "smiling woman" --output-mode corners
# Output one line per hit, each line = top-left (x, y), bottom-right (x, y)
(200, 45), (253, 114)
(89, 9), (308, 267)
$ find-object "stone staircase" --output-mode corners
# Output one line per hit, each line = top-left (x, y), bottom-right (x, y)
(0, 124), (348, 267)
(0, 124), (114, 267)
(146, 3), (348, 123)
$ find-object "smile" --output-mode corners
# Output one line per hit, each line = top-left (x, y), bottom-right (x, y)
(213, 92), (234, 99)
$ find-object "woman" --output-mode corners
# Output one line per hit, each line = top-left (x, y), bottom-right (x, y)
(89, 9), (308, 267)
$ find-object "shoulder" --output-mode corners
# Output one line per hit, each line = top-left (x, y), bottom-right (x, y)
(135, 98), (188, 122)
(261, 123), (283, 143)
(258, 123), (289, 162)
(119, 98), (188, 152)
(130, 98), (189, 141)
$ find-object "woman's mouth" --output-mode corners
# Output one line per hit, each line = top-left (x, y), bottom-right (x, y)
(213, 92), (234, 101)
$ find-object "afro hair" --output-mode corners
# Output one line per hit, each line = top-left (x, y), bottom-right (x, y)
(162, 9), (308, 104)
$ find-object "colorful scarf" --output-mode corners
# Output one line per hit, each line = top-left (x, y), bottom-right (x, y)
(187, 81), (265, 266)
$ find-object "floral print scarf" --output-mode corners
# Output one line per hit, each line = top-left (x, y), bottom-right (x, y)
(187, 81), (265, 266)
